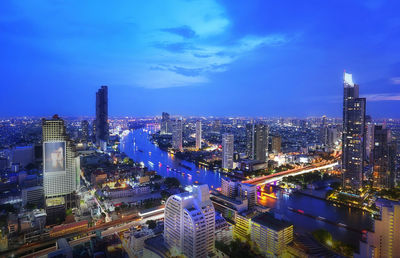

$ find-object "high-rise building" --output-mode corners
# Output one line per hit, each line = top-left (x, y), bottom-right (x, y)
(213, 120), (221, 133)
(195, 120), (202, 150)
(372, 125), (397, 189)
(246, 123), (269, 162)
(222, 133), (234, 169)
(80, 120), (89, 142)
(271, 136), (282, 154)
(355, 199), (400, 258)
(164, 185), (215, 258)
(160, 112), (172, 135)
(365, 116), (375, 163)
(221, 177), (238, 198)
(42, 115), (80, 209)
(172, 119), (183, 151)
(95, 86), (109, 150)
(238, 183), (258, 209)
(342, 72), (366, 190)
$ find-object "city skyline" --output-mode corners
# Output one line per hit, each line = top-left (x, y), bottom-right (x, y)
(1, 1), (400, 118)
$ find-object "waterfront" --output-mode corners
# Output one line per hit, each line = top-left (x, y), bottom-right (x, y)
(120, 128), (373, 248)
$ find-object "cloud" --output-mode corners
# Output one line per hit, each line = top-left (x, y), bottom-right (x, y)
(362, 93), (400, 101)
(161, 26), (196, 38)
(391, 77), (400, 85)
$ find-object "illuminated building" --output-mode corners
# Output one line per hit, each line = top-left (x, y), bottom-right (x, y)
(246, 123), (269, 162)
(222, 133), (234, 169)
(172, 119), (183, 151)
(365, 115), (374, 162)
(238, 183), (257, 209)
(271, 136), (282, 154)
(195, 120), (202, 150)
(95, 85), (109, 150)
(164, 184), (215, 258)
(356, 199), (400, 258)
(221, 177), (238, 198)
(342, 72), (366, 189)
(250, 212), (293, 257)
(160, 112), (172, 135)
(22, 186), (44, 208)
(215, 212), (233, 245)
(42, 115), (80, 209)
(372, 125), (396, 189)
(233, 210), (258, 241)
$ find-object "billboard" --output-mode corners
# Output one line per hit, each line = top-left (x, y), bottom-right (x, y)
(44, 141), (66, 173)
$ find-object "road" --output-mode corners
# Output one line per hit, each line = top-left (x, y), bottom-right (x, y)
(242, 159), (339, 185)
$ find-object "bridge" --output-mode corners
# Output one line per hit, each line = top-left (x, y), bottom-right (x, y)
(243, 160), (339, 186)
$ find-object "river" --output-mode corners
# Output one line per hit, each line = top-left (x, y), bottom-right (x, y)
(120, 128), (373, 249)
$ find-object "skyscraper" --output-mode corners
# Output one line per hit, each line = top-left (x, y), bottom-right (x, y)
(160, 112), (171, 135)
(246, 123), (269, 162)
(164, 184), (215, 258)
(372, 125), (397, 189)
(342, 72), (366, 190)
(365, 116), (375, 163)
(271, 136), (282, 154)
(42, 115), (80, 209)
(80, 120), (89, 142)
(222, 133), (234, 169)
(195, 120), (202, 150)
(172, 119), (183, 151)
(95, 86), (108, 150)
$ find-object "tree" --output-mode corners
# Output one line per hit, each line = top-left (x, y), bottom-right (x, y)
(165, 177), (180, 189)
(146, 220), (157, 229)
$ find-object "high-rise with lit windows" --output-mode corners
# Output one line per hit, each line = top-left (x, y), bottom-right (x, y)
(222, 133), (234, 169)
(172, 119), (183, 151)
(195, 120), (202, 150)
(342, 72), (366, 189)
(164, 184), (215, 258)
(95, 85), (108, 150)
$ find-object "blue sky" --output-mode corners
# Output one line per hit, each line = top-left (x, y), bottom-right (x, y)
(1, 0), (400, 118)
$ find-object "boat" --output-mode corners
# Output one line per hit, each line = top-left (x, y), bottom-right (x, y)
(338, 223), (347, 227)
(179, 163), (192, 170)
(138, 149), (143, 153)
(316, 216), (326, 221)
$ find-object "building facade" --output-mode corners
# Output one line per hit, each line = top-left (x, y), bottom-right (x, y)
(164, 185), (215, 258)
(95, 86), (109, 150)
(195, 120), (202, 150)
(222, 133), (234, 169)
(172, 119), (183, 151)
(342, 72), (366, 190)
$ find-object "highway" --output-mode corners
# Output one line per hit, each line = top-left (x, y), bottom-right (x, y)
(243, 159), (339, 186)
(9, 208), (165, 258)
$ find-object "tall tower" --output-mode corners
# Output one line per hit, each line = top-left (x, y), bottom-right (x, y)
(80, 120), (89, 142)
(246, 122), (268, 162)
(195, 120), (202, 150)
(342, 72), (366, 190)
(222, 133), (234, 169)
(160, 112), (171, 135)
(95, 86), (109, 150)
(372, 125), (397, 189)
(164, 185), (215, 258)
(42, 115), (79, 209)
(172, 119), (183, 151)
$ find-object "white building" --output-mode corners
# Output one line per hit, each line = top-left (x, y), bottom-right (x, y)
(222, 133), (234, 169)
(164, 184), (215, 258)
(195, 121), (202, 150)
(172, 119), (183, 151)
(42, 115), (80, 209)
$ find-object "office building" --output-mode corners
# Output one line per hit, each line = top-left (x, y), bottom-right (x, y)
(365, 116), (375, 163)
(372, 125), (397, 189)
(356, 199), (400, 258)
(172, 119), (183, 151)
(11, 145), (35, 169)
(271, 136), (282, 154)
(195, 120), (202, 150)
(215, 213), (233, 245)
(342, 72), (366, 189)
(246, 123), (269, 162)
(238, 183), (258, 209)
(222, 133), (234, 169)
(250, 212), (294, 257)
(80, 120), (89, 142)
(164, 184), (215, 258)
(42, 115), (80, 209)
(221, 177), (238, 198)
(160, 112), (172, 135)
(22, 186), (44, 208)
(95, 85), (109, 150)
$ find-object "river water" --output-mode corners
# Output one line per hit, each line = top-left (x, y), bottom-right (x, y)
(120, 128), (373, 248)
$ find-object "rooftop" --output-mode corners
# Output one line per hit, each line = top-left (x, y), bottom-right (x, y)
(252, 212), (292, 231)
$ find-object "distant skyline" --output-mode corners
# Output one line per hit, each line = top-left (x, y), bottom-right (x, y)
(1, 1), (400, 118)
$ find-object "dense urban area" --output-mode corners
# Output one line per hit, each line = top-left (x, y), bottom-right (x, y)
(0, 74), (399, 257)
